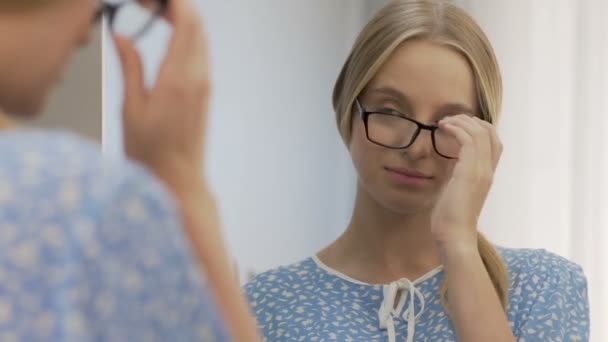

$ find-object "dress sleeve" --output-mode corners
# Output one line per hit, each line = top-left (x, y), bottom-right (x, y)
(0, 160), (231, 341)
(514, 251), (589, 342)
(88, 165), (232, 341)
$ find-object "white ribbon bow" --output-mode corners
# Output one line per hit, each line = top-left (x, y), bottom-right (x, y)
(378, 278), (426, 342)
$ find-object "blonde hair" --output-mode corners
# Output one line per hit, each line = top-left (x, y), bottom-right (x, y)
(332, 0), (509, 311)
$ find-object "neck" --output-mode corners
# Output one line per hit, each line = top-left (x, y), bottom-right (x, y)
(319, 181), (441, 284)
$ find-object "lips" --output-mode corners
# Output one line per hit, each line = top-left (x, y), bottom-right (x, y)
(384, 166), (433, 179)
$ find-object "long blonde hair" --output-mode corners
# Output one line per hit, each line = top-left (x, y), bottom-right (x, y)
(332, 0), (509, 311)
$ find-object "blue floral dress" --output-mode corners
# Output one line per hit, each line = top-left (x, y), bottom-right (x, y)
(0, 129), (230, 341)
(246, 246), (589, 341)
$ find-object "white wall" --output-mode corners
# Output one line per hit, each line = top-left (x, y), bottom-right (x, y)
(458, 0), (576, 256)
(103, 1), (372, 280)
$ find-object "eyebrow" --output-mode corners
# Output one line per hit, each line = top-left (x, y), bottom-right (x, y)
(367, 86), (475, 120)
(367, 87), (412, 111)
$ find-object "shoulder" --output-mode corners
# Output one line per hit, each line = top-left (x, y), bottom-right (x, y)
(497, 246), (586, 289)
(0, 129), (101, 167)
(0, 130), (230, 340)
(0, 129), (197, 281)
(0, 129), (179, 228)
(244, 258), (318, 315)
(244, 258), (316, 299)
(244, 258), (318, 337)
(498, 246), (589, 335)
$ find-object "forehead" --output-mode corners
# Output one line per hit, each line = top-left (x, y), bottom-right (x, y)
(367, 39), (477, 113)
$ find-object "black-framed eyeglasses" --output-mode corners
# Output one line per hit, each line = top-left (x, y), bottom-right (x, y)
(355, 98), (459, 159)
(94, 0), (168, 40)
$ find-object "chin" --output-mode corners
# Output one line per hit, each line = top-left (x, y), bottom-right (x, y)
(3, 91), (49, 118)
(377, 185), (437, 215)
(387, 196), (435, 215)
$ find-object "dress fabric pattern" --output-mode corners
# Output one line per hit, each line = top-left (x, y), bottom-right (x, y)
(246, 246), (589, 342)
(0, 130), (229, 341)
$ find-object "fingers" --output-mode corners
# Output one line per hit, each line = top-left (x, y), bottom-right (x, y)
(153, 0), (210, 125)
(113, 34), (146, 119)
(438, 117), (475, 156)
(162, 0), (207, 74)
(439, 114), (500, 178)
(159, 0), (187, 24)
(450, 116), (492, 168)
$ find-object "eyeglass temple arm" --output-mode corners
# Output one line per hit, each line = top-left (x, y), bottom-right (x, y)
(130, 0), (168, 40)
(97, 3), (119, 26)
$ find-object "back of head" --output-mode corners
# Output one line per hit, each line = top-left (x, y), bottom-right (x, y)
(332, 0), (508, 311)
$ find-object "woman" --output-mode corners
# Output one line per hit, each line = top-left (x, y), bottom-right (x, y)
(0, 0), (258, 340)
(245, 1), (589, 341)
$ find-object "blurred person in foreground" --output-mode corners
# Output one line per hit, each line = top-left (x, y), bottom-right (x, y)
(0, 0), (258, 340)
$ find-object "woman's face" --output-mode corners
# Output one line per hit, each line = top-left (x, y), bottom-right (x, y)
(0, 0), (97, 115)
(349, 39), (478, 214)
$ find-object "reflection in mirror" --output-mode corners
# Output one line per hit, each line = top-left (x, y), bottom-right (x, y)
(102, 0), (604, 341)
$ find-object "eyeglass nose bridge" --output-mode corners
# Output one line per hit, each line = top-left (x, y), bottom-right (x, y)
(404, 123), (438, 150)
(355, 98), (452, 157)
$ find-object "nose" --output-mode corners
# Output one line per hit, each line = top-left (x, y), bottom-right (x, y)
(401, 128), (433, 160)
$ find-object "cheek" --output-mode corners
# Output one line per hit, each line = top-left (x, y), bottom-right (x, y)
(4, 42), (54, 97)
(39, 8), (93, 81)
(52, 0), (95, 48)
(65, 0), (97, 21)
(431, 158), (456, 192)
(33, 36), (72, 84)
(71, 1), (97, 40)
(6, 36), (72, 114)
(349, 120), (384, 183)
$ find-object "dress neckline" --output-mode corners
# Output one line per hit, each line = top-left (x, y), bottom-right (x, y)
(311, 254), (444, 287)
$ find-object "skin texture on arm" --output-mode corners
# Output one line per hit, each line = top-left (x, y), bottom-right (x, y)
(432, 115), (514, 341)
(439, 245), (514, 342)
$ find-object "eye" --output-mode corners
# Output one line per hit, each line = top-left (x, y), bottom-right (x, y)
(375, 107), (404, 116)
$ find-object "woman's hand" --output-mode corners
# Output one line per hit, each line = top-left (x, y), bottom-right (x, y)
(113, 0), (210, 189)
(430, 115), (502, 253)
